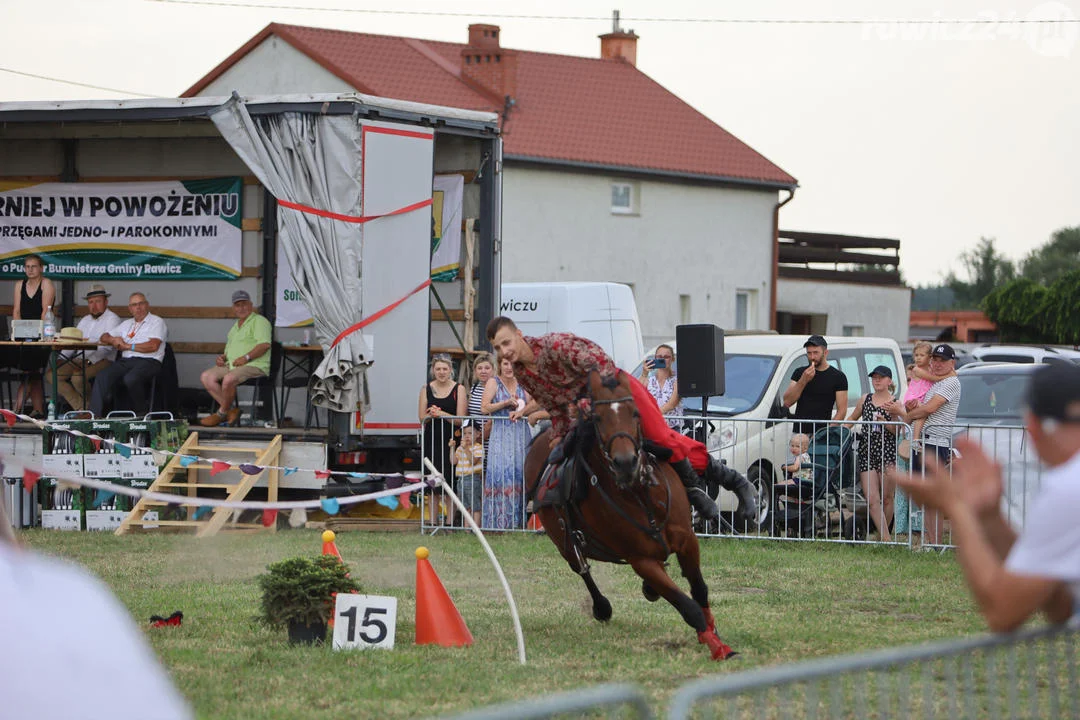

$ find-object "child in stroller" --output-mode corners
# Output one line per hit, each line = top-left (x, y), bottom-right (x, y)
(772, 425), (864, 539)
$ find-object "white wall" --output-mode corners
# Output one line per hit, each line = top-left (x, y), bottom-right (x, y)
(501, 166), (777, 348)
(777, 278), (911, 343)
(197, 37), (354, 96)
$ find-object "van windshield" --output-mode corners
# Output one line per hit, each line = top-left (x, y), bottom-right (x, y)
(679, 354), (779, 416)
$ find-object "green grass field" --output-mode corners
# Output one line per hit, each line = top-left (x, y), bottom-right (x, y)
(19, 529), (984, 719)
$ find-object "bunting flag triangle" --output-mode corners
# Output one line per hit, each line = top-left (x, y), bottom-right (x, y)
(0, 409), (17, 427)
(262, 509), (278, 527)
(23, 468), (41, 492)
(283, 467), (298, 476)
(210, 460), (231, 476)
(179, 455), (197, 467)
(239, 463), (263, 475)
(376, 495), (399, 511)
(315, 469), (332, 480)
(114, 442), (132, 459)
(194, 505), (213, 521)
(399, 491), (412, 510)
(91, 438), (102, 452)
(320, 498), (341, 515)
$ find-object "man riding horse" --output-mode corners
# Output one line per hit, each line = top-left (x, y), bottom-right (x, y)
(486, 317), (758, 523)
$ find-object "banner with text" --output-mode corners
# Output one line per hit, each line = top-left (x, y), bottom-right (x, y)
(0, 178), (243, 279)
(275, 242), (313, 328)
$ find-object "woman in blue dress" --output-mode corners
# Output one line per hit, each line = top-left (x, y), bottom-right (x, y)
(480, 356), (532, 529)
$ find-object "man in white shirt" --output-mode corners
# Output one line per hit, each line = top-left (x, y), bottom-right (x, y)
(0, 503), (193, 720)
(90, 292), (168, 417)
(894, 363), (1080, 631)
(44, 284), (122, 411)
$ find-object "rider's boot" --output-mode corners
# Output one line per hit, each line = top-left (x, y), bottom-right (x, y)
(705, 457), (759, 524)
(671, 458), (720, 521)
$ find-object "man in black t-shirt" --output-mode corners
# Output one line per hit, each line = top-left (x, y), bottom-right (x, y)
(782, 335), (849, 435)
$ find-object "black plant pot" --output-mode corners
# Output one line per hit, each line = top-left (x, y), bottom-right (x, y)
(287, 620), (327, 645)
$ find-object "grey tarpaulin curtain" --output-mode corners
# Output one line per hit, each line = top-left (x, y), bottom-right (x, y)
(209, 95), (371, 413)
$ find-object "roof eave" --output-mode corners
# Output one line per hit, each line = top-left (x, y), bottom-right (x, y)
(504, 153), (797, 191)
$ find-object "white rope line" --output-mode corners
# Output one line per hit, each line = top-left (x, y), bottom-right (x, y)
(7, 411), (411, 481)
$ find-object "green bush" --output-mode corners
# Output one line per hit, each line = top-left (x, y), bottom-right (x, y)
(257, 555), (360, 627)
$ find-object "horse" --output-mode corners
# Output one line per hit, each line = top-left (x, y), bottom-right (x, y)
(523, 370), (736, 661)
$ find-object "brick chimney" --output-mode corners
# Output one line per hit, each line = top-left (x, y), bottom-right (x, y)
(461, 24), (518, 101)
(599, 10), (638, 66)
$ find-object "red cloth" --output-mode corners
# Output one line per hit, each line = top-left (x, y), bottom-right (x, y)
(625, 372), (709, 473)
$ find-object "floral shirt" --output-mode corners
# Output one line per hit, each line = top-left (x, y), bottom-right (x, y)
(513, 333), (618, 439)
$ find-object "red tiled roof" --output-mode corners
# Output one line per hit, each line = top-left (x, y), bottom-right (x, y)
(184, 23), (796, 187)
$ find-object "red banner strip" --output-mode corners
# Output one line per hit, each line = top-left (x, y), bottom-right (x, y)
(277, 197), (432, 224)
(331, 278), (432, 349)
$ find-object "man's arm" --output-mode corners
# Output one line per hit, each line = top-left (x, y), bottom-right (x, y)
(782, 371), (809, 409)
(231, 342), (270, 366)
(891, 394), (946, 422)
(832, 389), (848, 422)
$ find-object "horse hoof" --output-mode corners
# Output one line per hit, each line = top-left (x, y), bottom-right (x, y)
(698, 630), (737, 661)
(593, 597), (613, 622)
(641, 581), (660, 602)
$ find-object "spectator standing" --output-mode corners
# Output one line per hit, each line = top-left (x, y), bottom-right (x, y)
(91, 293), (167, 417)
(12, 254), (56, 417)
(892, 362), (1080, 631)
(782, 335), (849, 436)
(198, 290), (271, 427)
(44, 284), (121, 412)
(481, 356), (532, 529)
(639, 344), (683, 430)
(417, 354), (466, 525)
(903, 340), (954, 444)
(847, 365), (899, 541)
(886, 343), (961, 545)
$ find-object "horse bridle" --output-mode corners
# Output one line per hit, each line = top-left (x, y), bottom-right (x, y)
(581, 371), (644, 484)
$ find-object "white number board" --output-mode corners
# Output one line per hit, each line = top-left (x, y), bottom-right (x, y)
(332, 594), (397, 651)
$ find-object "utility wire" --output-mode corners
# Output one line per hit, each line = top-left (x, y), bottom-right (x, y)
(144, 0), (1080, 24)
(0, 66), (157, 97)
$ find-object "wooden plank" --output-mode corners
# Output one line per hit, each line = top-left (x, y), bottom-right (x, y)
(778, 230), (901, 250)
(116, 432), (201, 535)
(197, 435), (282, 538)
(240, 266), (261, 278)
(779, 246), (900, 267)
(241, 218), (262, 232)
(778, 266), (904, 286)
(172, 342), (225, 355)
(431, 307), (467, 323)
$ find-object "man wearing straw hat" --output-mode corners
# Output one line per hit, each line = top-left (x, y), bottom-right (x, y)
(44, 284), (121, 412)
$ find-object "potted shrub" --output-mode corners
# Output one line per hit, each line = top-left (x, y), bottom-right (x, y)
(258, 555), (360, 644)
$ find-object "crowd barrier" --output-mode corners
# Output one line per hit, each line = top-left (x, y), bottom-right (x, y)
(419, 413), (1045, 549)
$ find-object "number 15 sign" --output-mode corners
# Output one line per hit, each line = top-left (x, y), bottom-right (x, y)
(332, 594), (398, 651)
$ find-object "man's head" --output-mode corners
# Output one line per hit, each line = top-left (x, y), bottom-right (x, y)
(128, 292), (150, 322)
(231, 290), (254, 320)
(486, 316), (528, 364)
(929, 343), (957, 374)
(803, 335), (828, 368)
(83, 284), (110, 318)
(1026, 362), (1080, 466)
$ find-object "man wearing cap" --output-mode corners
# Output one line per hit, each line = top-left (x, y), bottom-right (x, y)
(885, 343), (961, 544)
(892, 363), (1080, 631)
(91, 292), (168, 417)
(782, 335), (849, 435)
(198, 290), (271, 427)
(44, 285), (122, 411)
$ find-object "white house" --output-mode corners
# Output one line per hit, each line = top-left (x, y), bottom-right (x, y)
(183, 21), (798, 348)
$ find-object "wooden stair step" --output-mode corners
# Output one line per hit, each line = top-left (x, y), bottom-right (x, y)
(189, 445), (265, 453)
(156, 483), (239, 489)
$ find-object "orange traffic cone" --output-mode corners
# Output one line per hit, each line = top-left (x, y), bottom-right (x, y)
(414, 547), (473, 647)
(322, 530), (343, 562)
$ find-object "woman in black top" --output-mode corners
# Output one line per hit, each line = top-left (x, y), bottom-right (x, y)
(11, 254), (55, 417)
(417, 354), (467, 524)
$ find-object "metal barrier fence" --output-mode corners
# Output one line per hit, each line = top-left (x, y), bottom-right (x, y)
(436, 682), (653, 720)
(419, 413), (1045, 548)
(668, 623), (1079, 720)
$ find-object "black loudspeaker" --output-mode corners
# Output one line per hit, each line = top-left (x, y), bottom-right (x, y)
(675, 324), (725, 397)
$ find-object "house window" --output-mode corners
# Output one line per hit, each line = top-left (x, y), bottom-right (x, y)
(735, 290), (757, 330)
(611, 182), (636, 215)
(679, 294), (691, 324)
(842, 325), (864, 337)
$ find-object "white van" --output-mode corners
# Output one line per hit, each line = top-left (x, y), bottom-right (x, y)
(500, 282), (644, 371)
(635, 334), (906, 526)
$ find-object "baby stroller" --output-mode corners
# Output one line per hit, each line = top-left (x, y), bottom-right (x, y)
(770, 425), (864, 540)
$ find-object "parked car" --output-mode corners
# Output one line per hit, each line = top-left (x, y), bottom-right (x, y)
(954, 363), (1044, 528)
(634, 334), (906, 531)
(969, 344), (1080, 365)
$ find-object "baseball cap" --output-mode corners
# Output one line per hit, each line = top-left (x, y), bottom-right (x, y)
(868, 365), (893, 379)
(231, 290), (252, 304)
(931, 343), (956, 361)
(803, 335), (827, 349)
(1028, 363), (1080, 423)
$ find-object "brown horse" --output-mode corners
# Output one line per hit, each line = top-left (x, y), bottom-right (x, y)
(523, 370), (736, 661)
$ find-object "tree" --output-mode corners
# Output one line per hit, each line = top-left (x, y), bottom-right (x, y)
(947, 237), (1016, 309)
(1042, 269), (1080, 346)
(981, 278), (1050, 343)
(1021, 226), (1080, 286)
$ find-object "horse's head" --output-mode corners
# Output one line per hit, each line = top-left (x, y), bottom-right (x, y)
(579, 370), (643, 487)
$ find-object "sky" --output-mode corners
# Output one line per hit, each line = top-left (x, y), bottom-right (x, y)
(1, 0), (1077, 286)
